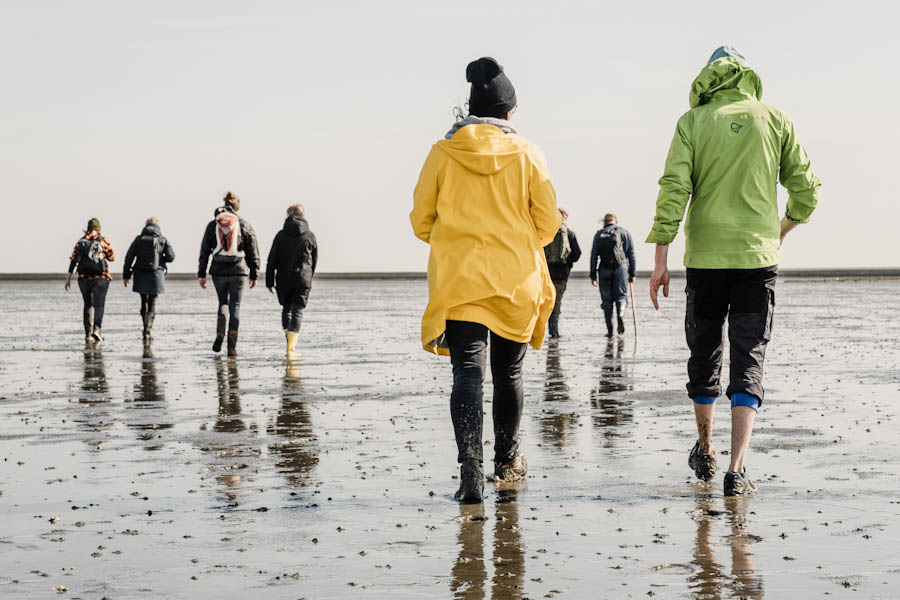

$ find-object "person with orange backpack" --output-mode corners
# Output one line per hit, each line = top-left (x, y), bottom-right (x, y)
(198, 191), (260, 356)
(65, 217), (116, 344)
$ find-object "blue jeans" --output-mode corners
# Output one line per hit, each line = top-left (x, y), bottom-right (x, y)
(596, 265), (627, 312)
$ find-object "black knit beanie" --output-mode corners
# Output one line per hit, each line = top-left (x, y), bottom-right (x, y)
(467, 57), (516, 119)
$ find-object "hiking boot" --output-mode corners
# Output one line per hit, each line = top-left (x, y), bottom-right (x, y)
(604, 310), (614, 338)
(688, 440), (717, 482)
(724, 468), (756, 497)
(493, 452), (528, 483)
(454, 460), (484, 504)
(91, 327), (103, 344)
(227, 331), (239, 357)
(212, 315), (226, 352)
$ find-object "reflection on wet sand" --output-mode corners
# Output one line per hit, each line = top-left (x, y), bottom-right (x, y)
(591, 338), (633, 444)
(215, 358), (245, 433)
(206, 358), (254, 504)
(539, 342), (578, 450)
(451, 488), (525, 599)
(266, 361), (319, 487)
(127, 350), (173, 449)
(79, 345), (109, 403)
(691, 496), (764, 599)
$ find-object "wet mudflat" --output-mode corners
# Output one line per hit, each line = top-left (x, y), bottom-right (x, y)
(1, 277), (898, 599)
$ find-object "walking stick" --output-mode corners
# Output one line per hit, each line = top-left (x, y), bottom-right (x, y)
(629, 279), (638, 343)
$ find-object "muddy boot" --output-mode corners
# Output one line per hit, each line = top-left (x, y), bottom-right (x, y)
(604, 309), (614, 338)
(212, 315), (226, 352)
(454, 459), (484, 504)
(724, 468), (756, 497)
(145, 311), (155, 342)
(493, 452), (528, 483)
(227, 330), (239, 357)
(689, 440), (717, 482)
(616, 300), (627, 335)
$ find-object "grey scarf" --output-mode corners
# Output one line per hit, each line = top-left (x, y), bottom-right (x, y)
(445, 115), (517, 139)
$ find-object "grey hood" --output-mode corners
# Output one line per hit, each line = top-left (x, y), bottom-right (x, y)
(445, 115), (517, 140)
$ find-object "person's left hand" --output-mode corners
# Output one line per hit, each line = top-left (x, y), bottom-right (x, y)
(249, 279), (257, 289)
(267, 287), (274, 294)
(123, 279), (129, 287)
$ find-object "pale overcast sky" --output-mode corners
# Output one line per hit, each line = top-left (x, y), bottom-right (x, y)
(3, 1), (898, 273)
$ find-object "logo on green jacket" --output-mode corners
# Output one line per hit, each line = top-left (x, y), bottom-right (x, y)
(730, 122), (743, 134)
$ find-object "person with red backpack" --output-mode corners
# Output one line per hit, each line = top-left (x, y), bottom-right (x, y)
(590, 213), (636, 337)
(198, 191), (260, 357)
(65, 217), (116, 343)
(123, 217), (176, 344)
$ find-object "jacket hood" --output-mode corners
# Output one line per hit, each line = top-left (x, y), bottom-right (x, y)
(689, 57), (762, 108)
(436, 123), (529, 176)
(282, 216), (309, 238)
(141, 224), (162, 237)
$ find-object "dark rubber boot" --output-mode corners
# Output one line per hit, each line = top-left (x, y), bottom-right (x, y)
(454, 459), (484, 504)
(616, 301), (627, 335)
(604, 310), (614, 338)
(212, 315), (226, 352)
(143, 312), (155, 344)
(227, 331), (239, 357)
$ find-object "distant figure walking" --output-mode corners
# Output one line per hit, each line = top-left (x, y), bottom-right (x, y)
(647, 46), (820, 496)
(544, 208), (582, 339)
(266, 204), (318, 359)
(590, 213), (636, 338)
(411, 57), (560, 503)
(66, 218), (116, 344)
(123, 217), (176, 344)
(198, 191), (260, 357)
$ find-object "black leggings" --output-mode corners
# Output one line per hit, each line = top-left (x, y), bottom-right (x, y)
(78, 278), (109, 334)
(445, 320), (528, 465)
(212, 275), (244, 331)
(140, 293), (157, 318)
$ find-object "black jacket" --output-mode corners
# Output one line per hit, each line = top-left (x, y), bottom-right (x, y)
(265, 217), (318, 307)
(124, 224), (176, 295)
(197, 211), (260, 279)
(545, 227), (582, 282)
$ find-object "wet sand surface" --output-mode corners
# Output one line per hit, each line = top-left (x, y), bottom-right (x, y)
(1, 278), (898, 599)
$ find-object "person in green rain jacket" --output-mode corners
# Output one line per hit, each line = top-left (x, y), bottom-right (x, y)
(647, 46), (821, 497)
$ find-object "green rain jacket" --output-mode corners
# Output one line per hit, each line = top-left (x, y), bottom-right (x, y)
(646, 57), (821, 268)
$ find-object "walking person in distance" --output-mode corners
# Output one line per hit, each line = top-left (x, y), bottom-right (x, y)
(122, 217), (176, 344)
(65, 217), (116, 344)
(266, 204), (318, 360)
(411, 57), (560, 503)
(590, 213), (636, 338)
(198, 191), (260, 357)
(544, 208), (582, 340)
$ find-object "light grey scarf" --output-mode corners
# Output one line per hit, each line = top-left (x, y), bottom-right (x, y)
(444, 115), (517, 139)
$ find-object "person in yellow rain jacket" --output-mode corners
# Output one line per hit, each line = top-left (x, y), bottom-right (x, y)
(411, 57), (560, 503)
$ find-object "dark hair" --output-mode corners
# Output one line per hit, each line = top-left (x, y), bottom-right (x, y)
(223, 190), (240, 212)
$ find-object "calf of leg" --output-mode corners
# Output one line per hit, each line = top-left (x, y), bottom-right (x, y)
(489, 331), (528, 464)
(446, 321), (489, 464)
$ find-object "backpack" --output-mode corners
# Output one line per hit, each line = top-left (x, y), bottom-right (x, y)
(77, 237), (106, 276)
(134, 235), (160, 272)
(545, 225), (572, 265)
(596, 226), (626, 268)
(212, 211), (243, 264)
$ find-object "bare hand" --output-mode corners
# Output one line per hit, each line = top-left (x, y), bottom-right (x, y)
(591, 279), (598, 287)
(267, 287), (274, 294)
(123, 279), (129, 287)
(249, 279), (257, 289)
(649, 266), (669, 310)
(779, 216), (798, 248)
(199, 277), (206, 289)
(64, 277), (71, 291)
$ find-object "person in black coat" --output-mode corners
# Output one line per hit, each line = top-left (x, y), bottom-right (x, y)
(266, 204), (318, 358)
(543, 208), (582, 339)
(123, 218), (176, 343)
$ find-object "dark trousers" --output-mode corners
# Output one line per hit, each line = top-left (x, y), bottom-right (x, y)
(548, 279), (567, 338)
(685, 267), (777, 404)
(445, 320), (528, 465)
(78, 278), (109, 335)
(596, 265), (627, 312)
(280, 289), (305, 333)
(212, 275), (244, 331)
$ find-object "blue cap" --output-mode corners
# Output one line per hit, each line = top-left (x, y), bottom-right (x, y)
(708, 46), (747, 65)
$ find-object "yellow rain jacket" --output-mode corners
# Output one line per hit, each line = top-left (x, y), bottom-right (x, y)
(411, 123), (560, 355)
